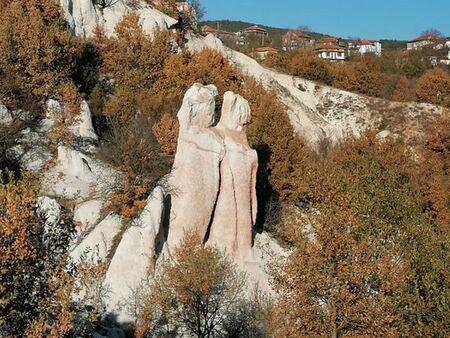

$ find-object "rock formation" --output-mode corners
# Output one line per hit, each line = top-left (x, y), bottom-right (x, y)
(103, 186), (165, 324)
(59, 0), (178, 38)
(166, 83), (224, 250)
(206, 91), (258, 258)
(166, 84), (258, 259)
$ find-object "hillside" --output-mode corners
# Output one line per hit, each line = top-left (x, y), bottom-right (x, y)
(200, 19), (325, 49)
(200, 20), (407, 50)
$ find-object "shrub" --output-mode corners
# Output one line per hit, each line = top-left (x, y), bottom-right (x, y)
(135, 231), (250, 338)
(416, 67), (450, 107)
(97, 116), (170, 220)
(0, 0), (82, 98)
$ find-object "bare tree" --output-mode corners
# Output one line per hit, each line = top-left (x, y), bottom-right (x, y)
(296, 24), (310, 32)
(189, 0), (205, 21)
(421, 28), (443, 36)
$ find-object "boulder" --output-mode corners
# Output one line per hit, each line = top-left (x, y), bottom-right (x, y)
(0, 102), (13, 126)
(42, 145), (96, 200)
(206, 92), (258, 259)
(73, 199), (104, 233)
(103, 186), (165, 324)
(69, 100), (98, 140)
(166, 83), (224, 251)
(20, 146), (52, 172)
(5, 145), (24, 162)
(70, 214), (123, 264)
(40, 99), (63, 132)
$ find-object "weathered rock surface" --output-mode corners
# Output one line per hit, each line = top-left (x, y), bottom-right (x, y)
(69, 100), (98, 140)
(0, 101), (13, 126)
(59, 0), (178, 38)
(42, 144), (118, 201)
(103, 186), (165, 324)
(166, 83), (224, 251)
(70, 214), (123, 264)
(73, 199), (104, 233)
(206, 91), (258, 258)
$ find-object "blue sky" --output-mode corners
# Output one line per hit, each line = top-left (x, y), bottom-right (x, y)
(201, 0), (450, 40)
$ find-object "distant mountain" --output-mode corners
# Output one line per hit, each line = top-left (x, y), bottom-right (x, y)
(200, 20), (407, 51)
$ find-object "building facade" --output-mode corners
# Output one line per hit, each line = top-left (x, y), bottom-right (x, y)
(281, 31), (314, 51)
(348, 39), (382, 56)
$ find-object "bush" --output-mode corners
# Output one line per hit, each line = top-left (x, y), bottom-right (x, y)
(135, 231), (255, 338)
(416, 67), (450, 107)
(0, 0), (82, 99)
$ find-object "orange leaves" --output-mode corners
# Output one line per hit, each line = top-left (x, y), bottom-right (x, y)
(152, 112), (179, 157)
(0, 0), (82, 98)
(416, 67), (450, 107)
(136, 231), (247, 337)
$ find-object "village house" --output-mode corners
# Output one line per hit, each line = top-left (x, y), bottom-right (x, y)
(281, 31), (314, 51)
(200, 24), (235, 41)
(254, 46), (278, 60)
(314, 36), (346, 62)
(348, 39), (382, 56)
(407, 34), (446, 50)
(236, 25), (269, 45)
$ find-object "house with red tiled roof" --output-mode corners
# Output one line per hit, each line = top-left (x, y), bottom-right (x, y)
(254, 46), (278, 59)
(244, 25), (268, 36)
(348, 39), (382, 56)
(407, 34), (446, 50)
(282, 31), (314, 51)
(236, 25), (269, 46)
(200, 25), (234, 40)
(314, 36), (346, 62)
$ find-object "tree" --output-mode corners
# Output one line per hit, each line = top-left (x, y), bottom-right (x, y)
(270, 132), (450, 337)
(188, 0), (205, 21)
(416, 67), (450, 107)
(421, 28), (443, 36)
(0, 0), (82, 98)
(135, 231), (248, 338)
(295, 24), (310, 32)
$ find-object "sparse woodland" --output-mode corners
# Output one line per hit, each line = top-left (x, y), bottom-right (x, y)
(0, 0), (449, 337)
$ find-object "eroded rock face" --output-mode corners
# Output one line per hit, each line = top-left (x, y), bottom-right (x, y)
(59, 0), (178, 38)
(206, 92), (258, 258)
(69, 100), (98, 140)
(166, 83), (224, 250)
(70, 214), (123, 264)
(103, 186), (165, 324)
(166, 85), (258, 259)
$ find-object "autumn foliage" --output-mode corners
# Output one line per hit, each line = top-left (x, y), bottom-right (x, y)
(270, 131), (450, 337)
(265, 49), (450, 107)
(0, 0), (81, 99)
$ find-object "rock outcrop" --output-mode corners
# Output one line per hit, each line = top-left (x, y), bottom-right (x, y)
(103, 186), (165, 324)
(59, 0), (178, 38)
(206, 91), (258, 258)
(0, 101), (13, 126)
(166, 84), (258, 259)
(166, 83), (224, 250)
(69, 100), (98, 140)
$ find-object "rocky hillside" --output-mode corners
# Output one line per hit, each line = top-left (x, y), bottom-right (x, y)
(187, 34), (444, 149)
(1, 1), (448, 337)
